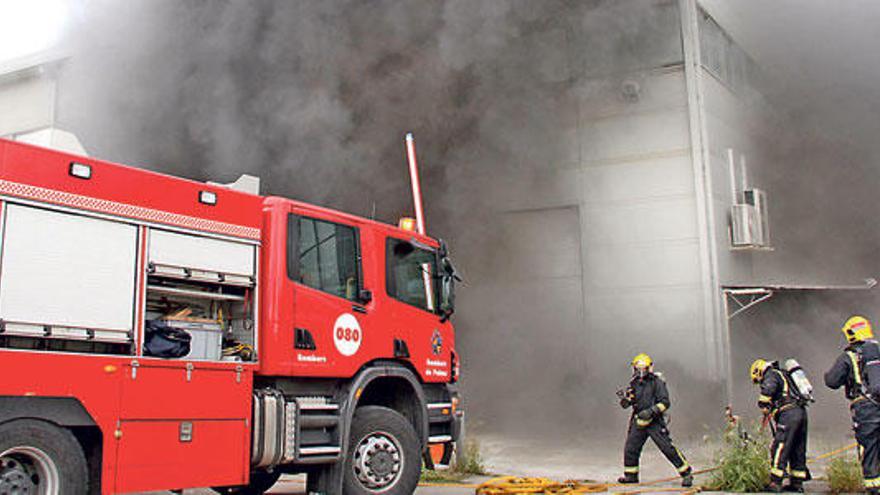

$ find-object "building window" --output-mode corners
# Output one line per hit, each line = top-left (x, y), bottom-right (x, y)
(292, 215), (360, 301)
(386, 238), (437, 313)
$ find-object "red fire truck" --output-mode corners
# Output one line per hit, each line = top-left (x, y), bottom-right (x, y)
(0, 138), (461, 495)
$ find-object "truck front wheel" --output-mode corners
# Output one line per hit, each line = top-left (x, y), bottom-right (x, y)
(0, 419), (88, 495)
(344, 406), (421, 495)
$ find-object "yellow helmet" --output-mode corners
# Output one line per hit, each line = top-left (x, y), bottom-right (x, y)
(843, 316), (873, 344)
(632, 353), (653, 369)
(750, 359), (770, 384)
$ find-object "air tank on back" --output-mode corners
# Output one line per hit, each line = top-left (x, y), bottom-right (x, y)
(784, 358), (814, 402)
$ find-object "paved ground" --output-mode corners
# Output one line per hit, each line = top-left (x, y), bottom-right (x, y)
(146, 480), (829, 495)
(142, 473), (832, 494)
(139, 475), (480, 495)
(138, 432), (849, 494)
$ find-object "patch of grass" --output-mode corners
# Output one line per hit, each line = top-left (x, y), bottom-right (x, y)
(706, 421), (771, 492)
(420, 468), (470, 483)
(827, 455), (863, 493)
(421, 440), (487, 483)
(455, 440), (487, 475)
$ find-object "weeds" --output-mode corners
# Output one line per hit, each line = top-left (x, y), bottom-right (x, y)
(706, 421), (771, 492)
(421, 439), (487, 483)
(826, 455), (863, 493)
(420, 467), (470, 483)
(455, 440), (488, 475)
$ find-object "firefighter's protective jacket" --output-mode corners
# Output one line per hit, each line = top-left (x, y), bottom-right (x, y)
(825, 340), (880, 400)
(758, 365), (799, 414)
(621, 373), (670, 427)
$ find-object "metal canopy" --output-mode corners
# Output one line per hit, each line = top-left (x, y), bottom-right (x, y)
(723, 278), (877, 319)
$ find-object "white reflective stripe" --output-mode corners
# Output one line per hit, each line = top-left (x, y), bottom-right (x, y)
(427, 403), (453, 410)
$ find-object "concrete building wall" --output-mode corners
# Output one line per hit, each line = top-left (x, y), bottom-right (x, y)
(468, 0), (732, 436)
(0, 67), (56, 136)
(0, 54), (86, 155)
(577, 65), (706, 376)
(695, 7), (779, 288)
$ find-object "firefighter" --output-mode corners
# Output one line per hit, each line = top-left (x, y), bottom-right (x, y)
(617, 353), (693, 487)
(749, 359), (810, 492)
(825, 316), (880, 494)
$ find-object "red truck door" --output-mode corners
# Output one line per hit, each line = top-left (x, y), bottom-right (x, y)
(287, 210), (373, 375)
(384, 235), (453, 382)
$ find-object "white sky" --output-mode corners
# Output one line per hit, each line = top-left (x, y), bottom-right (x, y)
(0, 0), (70, 62)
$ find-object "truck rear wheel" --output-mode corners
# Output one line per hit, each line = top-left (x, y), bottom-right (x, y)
(344, 406), (420, 495)
(0, 419), (88, 495)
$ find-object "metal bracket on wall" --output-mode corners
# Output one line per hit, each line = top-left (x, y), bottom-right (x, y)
(724, 278), (878, 320)
(723, 288), (773, 319)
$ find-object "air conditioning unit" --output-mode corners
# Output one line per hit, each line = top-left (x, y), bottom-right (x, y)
(730, 204), (758, 247)
(744, 188), (769, 246)
(729, 189), (770, 248)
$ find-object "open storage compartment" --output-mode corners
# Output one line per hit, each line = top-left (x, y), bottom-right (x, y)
(144, 229), (258, 362)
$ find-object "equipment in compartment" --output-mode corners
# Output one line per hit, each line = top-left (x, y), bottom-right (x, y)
(145, 282), (254, 361)
(144, 320), (192, 358)
(163, 319), (222, 361)
(144, 229), (257, 361)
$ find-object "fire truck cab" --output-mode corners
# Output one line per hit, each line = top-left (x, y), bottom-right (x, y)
(0, 139), (461, 495)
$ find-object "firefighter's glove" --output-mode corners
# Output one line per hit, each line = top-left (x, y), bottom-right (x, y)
(635, 409), (653, 428)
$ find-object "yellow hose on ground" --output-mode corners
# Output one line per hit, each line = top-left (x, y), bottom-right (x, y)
(419, 442), (861, 494)
(473, 476), (699, 495)
(808, 442), (857, 462)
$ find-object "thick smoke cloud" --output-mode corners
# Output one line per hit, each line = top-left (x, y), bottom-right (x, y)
(59, 0), (608, 441)
(54, 0), (880, 469)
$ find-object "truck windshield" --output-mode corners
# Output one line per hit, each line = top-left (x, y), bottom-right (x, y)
(386, 238), (438, 313)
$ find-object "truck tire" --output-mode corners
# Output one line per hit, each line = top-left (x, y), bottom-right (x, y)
(211, 470), (281, 495)
(344, 406), (421, 495)
(0, 419), (88, 495)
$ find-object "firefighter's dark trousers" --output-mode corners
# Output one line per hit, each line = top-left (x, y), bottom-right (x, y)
(623, 416), (690, 477)
(852, 400), (880, 491)
(769, 405), (809, 484)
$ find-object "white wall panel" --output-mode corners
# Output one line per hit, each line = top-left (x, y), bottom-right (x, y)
(0, 76), (55, 136)
(581, 154), (694, 203)
(583, 241), (703, 289)
(582, 197), (699, 246)
(580, 108), (691, 164)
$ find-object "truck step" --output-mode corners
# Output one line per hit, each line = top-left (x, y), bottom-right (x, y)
(299, 446), (342, 456)
(299, 414), (339, 429)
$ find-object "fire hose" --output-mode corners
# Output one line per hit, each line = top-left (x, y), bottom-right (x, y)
(420, 442), (859, 494)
